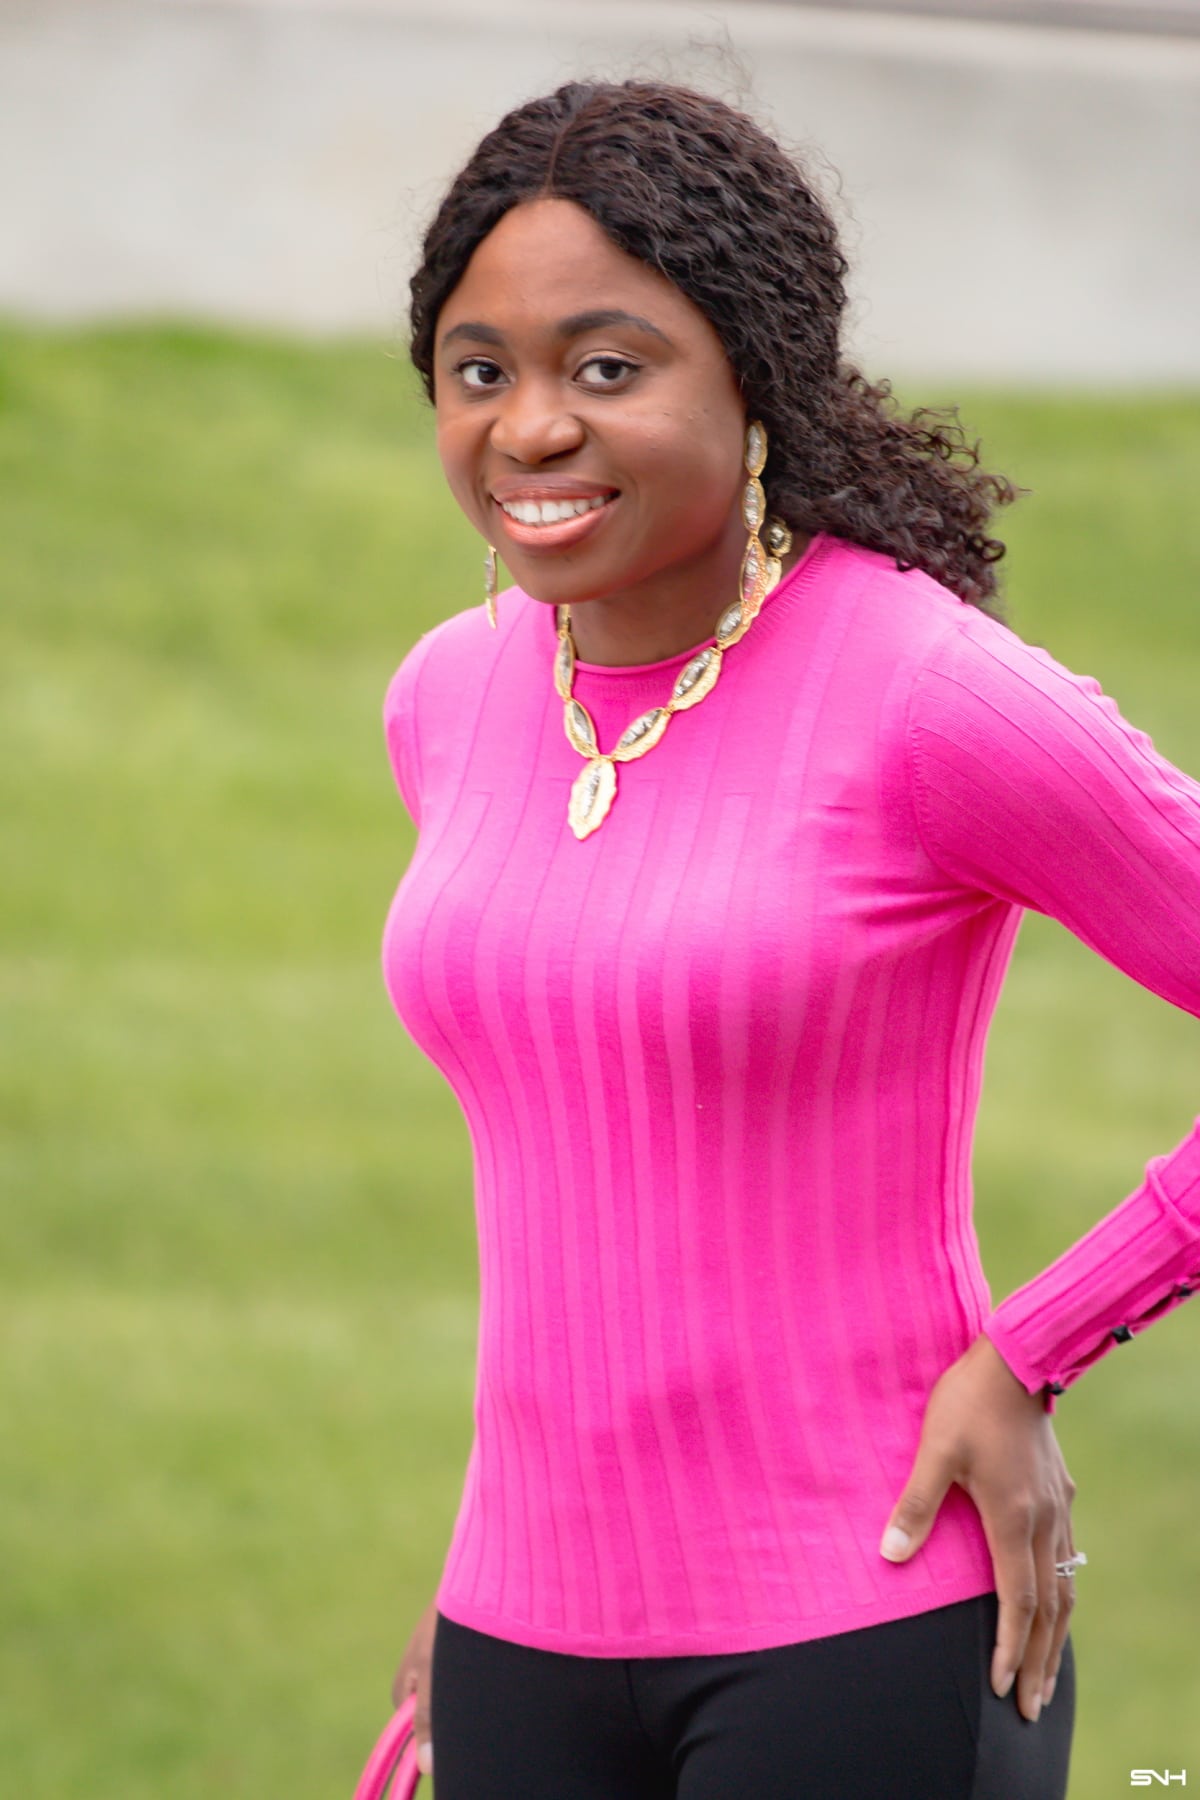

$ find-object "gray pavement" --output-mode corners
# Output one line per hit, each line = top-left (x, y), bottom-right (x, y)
(2, 0), (1198, 380)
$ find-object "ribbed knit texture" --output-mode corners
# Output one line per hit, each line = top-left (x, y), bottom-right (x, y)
(382, 535), (1200, 1657)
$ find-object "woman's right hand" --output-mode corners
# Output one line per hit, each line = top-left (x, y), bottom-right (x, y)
(392, 1597), (438, 1777)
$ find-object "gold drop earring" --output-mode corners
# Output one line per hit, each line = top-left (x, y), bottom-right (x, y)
(736, 421), (792, 631)
(484, 544), (499, 630)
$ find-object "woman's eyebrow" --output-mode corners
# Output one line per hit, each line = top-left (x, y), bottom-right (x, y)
(556, 309), (671, 343)
(439, 309), (673, 353)
(440, 321), (505, 350)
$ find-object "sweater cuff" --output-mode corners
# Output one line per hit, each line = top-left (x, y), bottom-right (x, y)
(983, 1122), (1200, 1400)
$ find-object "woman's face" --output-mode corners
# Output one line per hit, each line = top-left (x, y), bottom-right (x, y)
(433, 198), (749, 611)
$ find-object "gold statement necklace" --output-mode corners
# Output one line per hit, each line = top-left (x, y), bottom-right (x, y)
(555, 419), (792, 840)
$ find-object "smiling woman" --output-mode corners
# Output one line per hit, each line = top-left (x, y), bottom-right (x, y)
(377, 80), (1200, 1800)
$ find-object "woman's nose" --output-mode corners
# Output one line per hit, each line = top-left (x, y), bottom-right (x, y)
(488, 383), (584, 465)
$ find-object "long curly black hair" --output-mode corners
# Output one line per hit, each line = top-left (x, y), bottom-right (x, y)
(409, 81), (1019, 613)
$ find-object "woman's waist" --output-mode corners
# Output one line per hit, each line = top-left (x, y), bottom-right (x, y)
(475, 1261), (990, 1419)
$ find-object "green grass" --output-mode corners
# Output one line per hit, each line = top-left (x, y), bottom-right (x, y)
(1, 322), (1198, 1797)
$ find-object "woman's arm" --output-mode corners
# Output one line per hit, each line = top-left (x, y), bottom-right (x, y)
(907, 608), (1200, 1385)
(393, 1597), (438, 1777)
(384, 641), (432, 829)
(884, 605), (1200, 1720)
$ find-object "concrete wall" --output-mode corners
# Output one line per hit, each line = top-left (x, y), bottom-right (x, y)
(2, 0), (1198, 380)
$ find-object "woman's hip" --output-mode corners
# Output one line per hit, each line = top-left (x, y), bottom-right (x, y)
(429, 1590), (1074, 1799)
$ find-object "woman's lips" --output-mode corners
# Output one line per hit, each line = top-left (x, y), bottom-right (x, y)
(491, 492), (618, 553)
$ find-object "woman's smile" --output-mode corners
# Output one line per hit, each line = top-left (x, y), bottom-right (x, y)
(490, 479), (619, 552)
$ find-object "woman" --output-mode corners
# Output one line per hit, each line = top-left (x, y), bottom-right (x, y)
(382, 81), (1200, 1798)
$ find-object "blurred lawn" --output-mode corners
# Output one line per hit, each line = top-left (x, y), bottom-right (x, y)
(1, 323), (1198, 1798)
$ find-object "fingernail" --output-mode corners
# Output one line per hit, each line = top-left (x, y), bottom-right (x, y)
(880, 1526), (911, 1561)
(417, 1741), (433, 1775)
(1026, 1696), (1043, 1724)
(993, 1669), (1015, 1700)
(1042, 1677), (1057, 1708)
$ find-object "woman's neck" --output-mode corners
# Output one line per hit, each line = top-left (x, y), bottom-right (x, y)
(562, 535), (809, 668)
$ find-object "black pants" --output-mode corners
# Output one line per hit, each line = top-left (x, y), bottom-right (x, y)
(430, 1593), (1074, 1798)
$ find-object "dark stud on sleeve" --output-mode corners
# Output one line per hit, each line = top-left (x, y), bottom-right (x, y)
(1112, 1324), (1133, 1344)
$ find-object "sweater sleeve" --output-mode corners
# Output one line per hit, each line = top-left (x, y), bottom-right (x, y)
(907, 612), (1200, 1399)
(383, 633), (438, 828)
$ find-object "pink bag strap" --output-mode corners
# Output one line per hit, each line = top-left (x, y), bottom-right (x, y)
(353, 1692), (422, 1800)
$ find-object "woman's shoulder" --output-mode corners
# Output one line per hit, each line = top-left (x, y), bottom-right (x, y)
(817, 534), (1092, 696)
(384, 590), (529, 725)
(809, 533), (1000, 670)
(801, 537), (1136, 776)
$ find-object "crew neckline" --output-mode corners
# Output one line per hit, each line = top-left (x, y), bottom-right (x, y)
(541, 531), (831, 677)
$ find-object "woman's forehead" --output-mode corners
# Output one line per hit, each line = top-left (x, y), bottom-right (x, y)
(437, 199), (702, 345)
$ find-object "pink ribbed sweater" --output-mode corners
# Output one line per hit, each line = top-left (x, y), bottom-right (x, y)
(382, 534), (1200, 1657)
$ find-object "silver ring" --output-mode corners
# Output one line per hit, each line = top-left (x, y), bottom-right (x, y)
(1055, 1551), (1087, 1579)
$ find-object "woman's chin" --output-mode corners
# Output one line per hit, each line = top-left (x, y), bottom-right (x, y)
(504, 568), (621, 609)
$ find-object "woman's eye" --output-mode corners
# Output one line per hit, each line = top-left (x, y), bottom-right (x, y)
(578, 356), (637, 389)
(459, 359), (505, 390)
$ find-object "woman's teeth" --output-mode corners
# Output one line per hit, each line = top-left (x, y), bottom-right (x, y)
(499, 495), (610, 526)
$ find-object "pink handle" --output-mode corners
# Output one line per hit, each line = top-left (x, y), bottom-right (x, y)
(353, 1693), (422, 1800)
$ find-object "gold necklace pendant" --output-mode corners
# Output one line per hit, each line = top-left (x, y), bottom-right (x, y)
(568, 755), (618, 838)
(558, 631), (748, 839)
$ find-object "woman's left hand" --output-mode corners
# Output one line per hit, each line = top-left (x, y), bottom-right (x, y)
(879, 1332), (1077, 1723)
